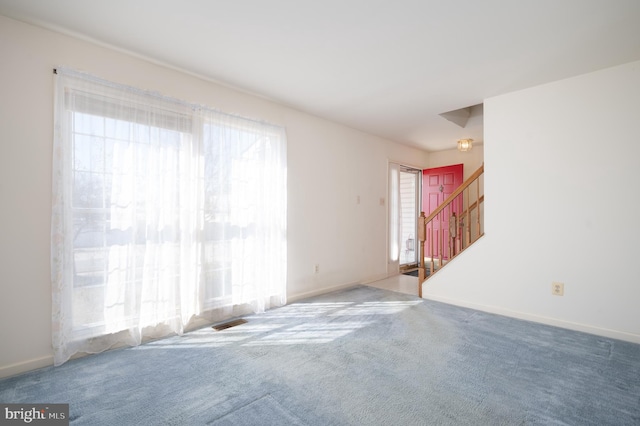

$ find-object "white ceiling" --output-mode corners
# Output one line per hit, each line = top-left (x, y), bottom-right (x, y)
(2, 0), (640, 151)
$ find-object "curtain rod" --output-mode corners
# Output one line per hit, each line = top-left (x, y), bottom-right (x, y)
(51, 67), (284, 130)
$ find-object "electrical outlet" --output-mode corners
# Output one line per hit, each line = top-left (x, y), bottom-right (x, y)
(314, 264), (320, 274)
(552, 282), (564, 296)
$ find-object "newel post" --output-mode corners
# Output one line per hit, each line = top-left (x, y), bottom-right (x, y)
(417, 211), (426, 297)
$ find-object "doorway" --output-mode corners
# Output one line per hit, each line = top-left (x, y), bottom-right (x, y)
(399, 167), (420, 270)
(388, 163), (421, 275)
(389, 162), (465, 276)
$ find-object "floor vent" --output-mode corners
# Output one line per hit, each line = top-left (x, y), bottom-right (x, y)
(212, 318), (247, 331)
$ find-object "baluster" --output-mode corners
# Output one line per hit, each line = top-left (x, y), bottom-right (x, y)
(476, 177), (481, 239)
(450, 211), (457, 258)
(418, 211), (426, 294)
(465, 186), (470, 248)
(438, 209), (443, 269)
(430, 220), (434, 275)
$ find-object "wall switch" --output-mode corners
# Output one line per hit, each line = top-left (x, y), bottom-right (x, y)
(314, 264), (320, 274)
(357, 195), (360, 204)
(379, 197), (385, 206)
(552, 282), (564, 296)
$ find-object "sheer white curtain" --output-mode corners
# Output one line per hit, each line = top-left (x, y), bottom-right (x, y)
(388, 162), (401, 272)
(52, 69), (287, 365)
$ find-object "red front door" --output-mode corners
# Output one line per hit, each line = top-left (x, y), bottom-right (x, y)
(422, 164), (463, 260)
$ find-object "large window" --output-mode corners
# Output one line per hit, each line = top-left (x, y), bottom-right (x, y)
(52, 69), (287, 365)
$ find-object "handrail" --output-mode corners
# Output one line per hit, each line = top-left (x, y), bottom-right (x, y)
(423, 164), (484, 224)
(418, 163), (484, 296)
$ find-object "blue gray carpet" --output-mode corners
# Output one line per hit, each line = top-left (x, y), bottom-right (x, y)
(1, 285), (639, 425)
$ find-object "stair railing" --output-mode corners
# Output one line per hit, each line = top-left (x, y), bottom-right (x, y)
(418, 164), (484, 296)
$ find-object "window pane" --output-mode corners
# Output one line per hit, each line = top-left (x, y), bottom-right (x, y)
(73, 171), (104, 209)
(73, 247), (106, 288)
(73, 112), (104, 136)
(73, 135), (92, 172)
(105, 117), (131, 140)
(73, 212), (105, 249)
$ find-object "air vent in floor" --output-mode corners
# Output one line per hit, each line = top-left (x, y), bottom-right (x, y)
(212, 318), (247, 331)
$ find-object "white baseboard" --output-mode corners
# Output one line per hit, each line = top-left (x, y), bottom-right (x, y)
(0, 355), (54, 379)
(287, 281), (359, 303)
(422, 293), (640, 344)
(359, 272), (390, 284)
(287, 271), (393, 303)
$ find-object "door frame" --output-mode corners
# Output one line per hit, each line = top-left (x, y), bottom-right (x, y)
(387, 161), (422, 276)
(399, 166), (421, 271)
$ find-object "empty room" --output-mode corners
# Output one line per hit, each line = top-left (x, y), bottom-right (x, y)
(0, 1), (639, 424)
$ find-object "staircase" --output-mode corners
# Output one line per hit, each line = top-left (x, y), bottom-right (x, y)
(418, 164), (484, 297)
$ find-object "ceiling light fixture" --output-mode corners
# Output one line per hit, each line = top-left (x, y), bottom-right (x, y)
(457, 138), (473, 152)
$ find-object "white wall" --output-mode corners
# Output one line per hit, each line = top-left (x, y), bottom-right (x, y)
(424, 60), (640, 343)
(0, 15), (428, 377)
